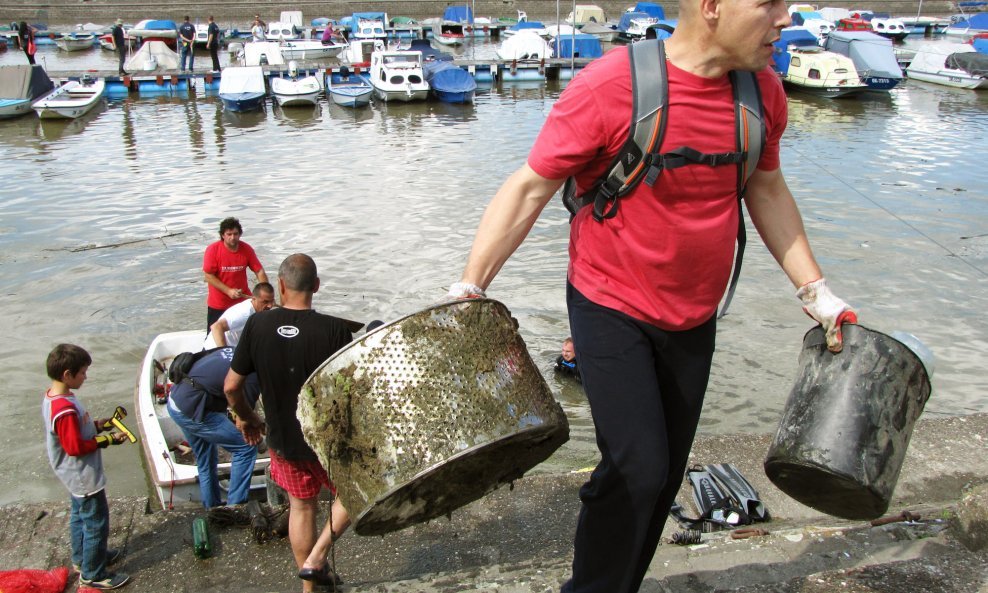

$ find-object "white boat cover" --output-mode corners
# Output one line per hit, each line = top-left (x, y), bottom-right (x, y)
(0, 64), (54, 100)
(497, 30), (554, 60)
(125, 41), (180, 72)
(907, 43), (976, 75)
(824, 30), (902, 78)
(244, 42), (286, 66)
(219, 66), (266, 94)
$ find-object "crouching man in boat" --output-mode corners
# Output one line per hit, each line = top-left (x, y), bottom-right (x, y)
(203, 281), (276, 349)
(166, 347), (260, 509)
(225, 253), (353, 591)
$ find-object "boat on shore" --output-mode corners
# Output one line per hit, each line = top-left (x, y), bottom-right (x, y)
(136, 330), (271, 510)
(33, 76), (105, 119)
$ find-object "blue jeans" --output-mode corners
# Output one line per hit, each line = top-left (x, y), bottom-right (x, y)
(180, 43), (194, 71)
(168, 402), (258, 508)
(70, 490), (110, 581)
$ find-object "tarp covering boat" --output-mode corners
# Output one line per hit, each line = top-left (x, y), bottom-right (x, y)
(952, 12), (988, 31)
(554, 33), (603, 58)
(124, 41), (180, 71)
(946, 51), (988, 76)
(243, 41), (285, 66)
(631, 2), (665, 19)
(423, 60), (476, 100)
(824, 30), (902, 78)
(772, 27), (821, 74)
(0, 64), (54, 102)
(219, 66), (266, 95)
(443, 6), (474, 24)
(618, 12), (654, 32)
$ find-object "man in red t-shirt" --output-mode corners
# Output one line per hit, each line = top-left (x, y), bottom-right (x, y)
(203, 217), (268, 332)
(447, 1), (856, 592)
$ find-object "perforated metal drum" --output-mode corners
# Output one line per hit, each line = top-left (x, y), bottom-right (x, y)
(298, 298), (569, 536)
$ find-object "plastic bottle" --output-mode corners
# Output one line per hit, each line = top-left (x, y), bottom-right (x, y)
(192, 516), (212, 559)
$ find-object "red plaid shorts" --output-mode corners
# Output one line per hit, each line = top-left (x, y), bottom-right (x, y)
(269, 450), (335, 500)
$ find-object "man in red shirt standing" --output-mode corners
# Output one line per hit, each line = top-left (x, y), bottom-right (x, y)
(447, 0), (856, 591)
(203, 217), (268, 332)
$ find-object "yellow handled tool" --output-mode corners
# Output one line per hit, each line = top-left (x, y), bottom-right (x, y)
(102, 406), (137, 443)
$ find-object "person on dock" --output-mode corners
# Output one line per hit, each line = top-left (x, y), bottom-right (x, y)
(206, 15), (221, 72)
(15, 21), (36, 65)
(110, 19), (127, 76)
(225, 253), (354, 592)
(178, 15), (196, 72)
(42, 344), (130, 590)
(166, 347), (260, 509)
(445, 0), (857, 590)
(202, 217), (268, 333)
(204, 281), (275, 349)
(553, 337), (581, 383)
(250, 18), (266, 43)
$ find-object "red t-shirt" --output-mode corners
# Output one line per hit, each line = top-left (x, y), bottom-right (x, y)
(529, 47), (787, 331)
(203, 240), (263, 310)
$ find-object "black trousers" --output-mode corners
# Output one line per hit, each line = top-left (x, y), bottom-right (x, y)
(209, 45), (220, 71)
(207, 306), (226, 334)
(117, 49), (126, 73)
(562, 284), (715, 593)
(24, 49), (35, 65)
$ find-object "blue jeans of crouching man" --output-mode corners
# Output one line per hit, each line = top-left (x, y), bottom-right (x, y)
(168, 400), (258, 508)
(70, 489), (110, 581)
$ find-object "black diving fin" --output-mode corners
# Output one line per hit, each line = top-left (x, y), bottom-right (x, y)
(706, 463), (770, 522)
(686, 465), (746, 527)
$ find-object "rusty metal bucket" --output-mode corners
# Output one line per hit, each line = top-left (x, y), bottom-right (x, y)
(298, 298), (569, 535)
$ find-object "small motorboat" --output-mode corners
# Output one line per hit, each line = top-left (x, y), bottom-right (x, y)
(218, 65), (267, 111)
(55, 32), (96, 51)
(33, 76), (105, 119)
(824, 30), (904, 91)
(136, 331), (271, 510)
(326, 66), (373, 107)
(431, 21), (465, 45)
(616, 11), (658, 42)
(0, 64), (54, 119)
(496, 30), (554, 60)
(419, 46), (476, 103)
(271, 61), (322, 107)
(129, 19), (179, 49)
(773, 27), (868, 98)
(279, 39), (345, 61)
(341, 38), (385, 68)
(241, 41), (286, 67)
(905, 43), (988, 89)
(368, 49), (429, 102)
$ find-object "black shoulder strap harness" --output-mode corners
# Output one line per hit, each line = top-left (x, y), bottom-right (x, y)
(562, 39), (766, 317)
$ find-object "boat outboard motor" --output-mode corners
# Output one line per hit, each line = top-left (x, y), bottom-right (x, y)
(259, 53), (269, 66)
(289, 60), (299, 79)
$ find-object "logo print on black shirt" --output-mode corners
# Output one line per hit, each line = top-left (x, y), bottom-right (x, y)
(277, 325), (300, 338)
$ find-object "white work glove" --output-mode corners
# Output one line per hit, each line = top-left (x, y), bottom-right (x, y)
(446, 282), (486, 301)
(796, 278), (857, 353)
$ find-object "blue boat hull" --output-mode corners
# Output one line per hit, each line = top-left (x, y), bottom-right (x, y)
(432, 89), (475, 103)
(220, 92), (265, 112)
(864, 76), (901, 91)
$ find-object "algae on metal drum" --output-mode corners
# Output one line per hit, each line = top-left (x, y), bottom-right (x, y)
(297, 299), (569, 535)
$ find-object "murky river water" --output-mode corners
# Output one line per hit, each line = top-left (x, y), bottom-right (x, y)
(1, 36), (986, 506)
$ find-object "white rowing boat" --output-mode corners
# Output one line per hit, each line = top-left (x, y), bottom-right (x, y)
(136, 330), (270, 510)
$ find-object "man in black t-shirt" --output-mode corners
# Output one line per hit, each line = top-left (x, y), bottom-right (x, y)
(178, 15), (196, 72)
(110, 19), (127, 75)
(206, 15), (221, 72)
(225, 253), (352, 592)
